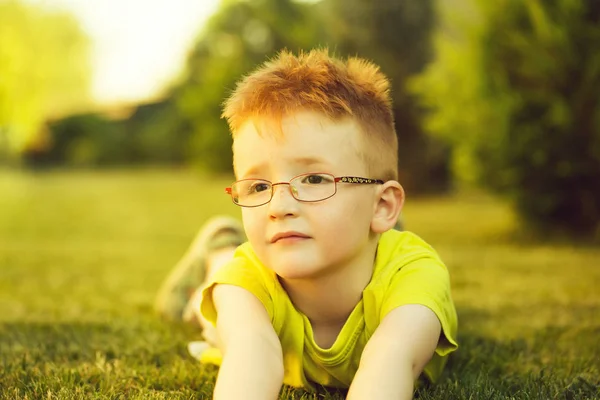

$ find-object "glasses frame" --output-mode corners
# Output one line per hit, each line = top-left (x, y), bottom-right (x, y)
(225, 172), (384, 208)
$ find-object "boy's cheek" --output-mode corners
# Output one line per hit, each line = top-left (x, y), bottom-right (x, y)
(240, 212), (263, 242)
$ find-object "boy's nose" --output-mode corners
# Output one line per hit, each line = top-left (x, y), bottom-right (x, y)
(271, 182), (298, 198)
(268, 184), (299, 218)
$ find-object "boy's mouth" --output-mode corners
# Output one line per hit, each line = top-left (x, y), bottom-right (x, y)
(270, 231), (311, 243)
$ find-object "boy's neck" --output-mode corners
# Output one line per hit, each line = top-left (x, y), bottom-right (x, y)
(279, 239), (379, 328)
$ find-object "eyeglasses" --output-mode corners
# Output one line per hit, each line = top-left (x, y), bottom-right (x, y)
(225, 172), (384, 207)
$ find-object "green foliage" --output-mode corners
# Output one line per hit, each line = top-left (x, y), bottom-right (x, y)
(24, 100), (191, 168)
(320, 0), (450, 193)
(411, 0), (600, 237)
(13, 0), (447, 194)
(0, 170), (598, 398)
(176, 0), (448, 193)
(175, 0), (325, 173)
(126, 100), (190, 165)
(0, 0), (91, 157)
(40, 113), (130, 167)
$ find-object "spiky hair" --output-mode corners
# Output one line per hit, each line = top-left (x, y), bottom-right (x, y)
(222, 48), (398, 180)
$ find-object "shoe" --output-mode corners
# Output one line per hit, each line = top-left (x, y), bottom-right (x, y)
(154, 216), (246, 322)
(188, 340), (223, 365)
(187, 341), (211, 361)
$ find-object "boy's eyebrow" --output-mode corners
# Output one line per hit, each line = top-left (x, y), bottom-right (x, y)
(290, 156), (329, 166)
(237, 164), (265, 179)
(237, 157), (329, 179)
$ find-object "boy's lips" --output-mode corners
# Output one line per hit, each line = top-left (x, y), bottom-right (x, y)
(270, 231), (311, 243)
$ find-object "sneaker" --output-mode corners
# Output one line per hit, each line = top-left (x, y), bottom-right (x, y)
(188, 340), (223, 365)
(154, 216), (246, 322)
(187, 341), (211, 361)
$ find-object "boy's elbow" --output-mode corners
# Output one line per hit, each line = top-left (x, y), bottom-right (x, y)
(218, 335), (284, 398)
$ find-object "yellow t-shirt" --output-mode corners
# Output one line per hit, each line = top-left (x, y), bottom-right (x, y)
(200, 230), (458, 390)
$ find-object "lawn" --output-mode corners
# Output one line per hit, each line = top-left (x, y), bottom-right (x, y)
(0, 169), (598, 399)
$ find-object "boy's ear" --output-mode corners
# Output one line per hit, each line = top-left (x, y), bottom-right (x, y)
(371, 181), (405, 233)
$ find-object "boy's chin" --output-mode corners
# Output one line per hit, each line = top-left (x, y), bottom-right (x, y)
(270, 259), (325, 281)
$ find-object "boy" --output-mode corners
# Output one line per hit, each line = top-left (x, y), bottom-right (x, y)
(162, 48), (458, 399)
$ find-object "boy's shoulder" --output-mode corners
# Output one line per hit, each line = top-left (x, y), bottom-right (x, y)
(377, 229), (440, 262)
(370, 230), (444, 283)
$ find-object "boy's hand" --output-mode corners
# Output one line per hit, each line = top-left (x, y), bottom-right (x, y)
(347, 304), (441, 400)
(212, 284), (284, 400)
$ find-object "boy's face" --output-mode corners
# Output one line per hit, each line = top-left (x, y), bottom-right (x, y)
(232, 111), (381, 280)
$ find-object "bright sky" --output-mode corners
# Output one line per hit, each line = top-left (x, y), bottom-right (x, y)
(30, 0), (221, 105)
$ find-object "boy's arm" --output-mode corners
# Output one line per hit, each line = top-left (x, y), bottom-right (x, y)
(347, 304), (441, 400)
(212, 284), (284, 400)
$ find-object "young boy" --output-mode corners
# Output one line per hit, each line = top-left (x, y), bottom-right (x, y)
(162, 48), (458, 399)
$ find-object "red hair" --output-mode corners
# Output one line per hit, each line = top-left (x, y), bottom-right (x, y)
(222, 48), (398, 180)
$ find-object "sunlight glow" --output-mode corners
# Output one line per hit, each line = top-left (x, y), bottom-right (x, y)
(27, 0), (220, 105)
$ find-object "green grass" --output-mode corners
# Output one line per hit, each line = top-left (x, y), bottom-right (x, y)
(0, 169), (598, 399)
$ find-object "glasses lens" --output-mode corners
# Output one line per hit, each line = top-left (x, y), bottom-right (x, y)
(290, 173), (336, 201)
(232, 179), (272, 206)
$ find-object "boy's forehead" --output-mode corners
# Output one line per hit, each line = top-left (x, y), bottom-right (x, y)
(233, 110), (360, 142)
(232, 111), (365, 175)
(233, 112), (361, 150)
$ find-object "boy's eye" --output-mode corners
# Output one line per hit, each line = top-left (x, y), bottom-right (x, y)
(307, 175), (323, 184)
(301, 174), (331, 184)
(249, 182), (270, 193)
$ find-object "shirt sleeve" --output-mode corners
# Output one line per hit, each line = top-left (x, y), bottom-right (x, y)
(200, 246), (274, 327)
(380, 257), (458, 356)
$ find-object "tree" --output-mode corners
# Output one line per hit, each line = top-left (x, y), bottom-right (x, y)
(319, 0), (450, 193)
(174, 0), (325, 173)
(411, 0), (600, 237)
(176, 0), (446, 194)
(40, 113), (129, 167)
(127, 99), (190, 164)
(0, 0), (91, 161)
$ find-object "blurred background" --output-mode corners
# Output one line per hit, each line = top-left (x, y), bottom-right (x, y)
(1, 0), (599, 239)
(1, 2), (599, 397)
